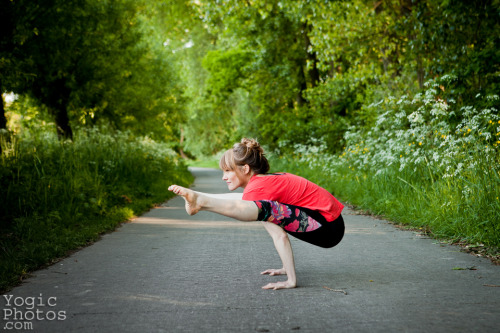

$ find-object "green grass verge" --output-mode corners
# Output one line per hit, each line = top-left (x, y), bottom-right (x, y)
(269, 84), (500, 260)
(270, 155), (500, 261)
(186, 156), (220, 169)
(0, 129), (193, 292)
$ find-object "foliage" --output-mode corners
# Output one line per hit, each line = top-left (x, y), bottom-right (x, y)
(178, 0), (499, 154)
(0, 128), (193, 292)
(186, 0), (324, 153)
(0, 0), (185, 141)
(176, 1), (500, 250)
(270, 79), (500, 247)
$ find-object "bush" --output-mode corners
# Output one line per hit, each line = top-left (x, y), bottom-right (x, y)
(271, 77), (500, 248)
(0, 128), (193, 292)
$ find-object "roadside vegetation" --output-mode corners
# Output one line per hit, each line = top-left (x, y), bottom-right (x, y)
(0, 127), (192, 292)
(270, 78), (500, 254)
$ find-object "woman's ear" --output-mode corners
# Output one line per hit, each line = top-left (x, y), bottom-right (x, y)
(243, 164), (251, 175)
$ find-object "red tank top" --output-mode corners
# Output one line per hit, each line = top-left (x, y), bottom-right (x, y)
(242, 173), (344, 222)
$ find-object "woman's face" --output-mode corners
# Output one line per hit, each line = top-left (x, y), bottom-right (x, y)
(222, 165), (251, 191)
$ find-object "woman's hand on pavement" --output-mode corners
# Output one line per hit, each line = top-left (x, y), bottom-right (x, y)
(261, 280), (297, 290)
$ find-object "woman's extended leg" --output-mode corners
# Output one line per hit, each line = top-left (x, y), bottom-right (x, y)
(168, 185), (258, 221)
(169, 185), (298, 290)
(261, 222), (297, 290)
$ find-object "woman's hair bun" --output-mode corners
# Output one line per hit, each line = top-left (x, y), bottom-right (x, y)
(240, 138), (262, 151)
(219, 137), (270, 174)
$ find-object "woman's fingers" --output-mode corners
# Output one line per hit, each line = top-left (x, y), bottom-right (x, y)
(261, 281), (296, 290)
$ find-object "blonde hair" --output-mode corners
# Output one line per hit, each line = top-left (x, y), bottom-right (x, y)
(219, 138), (270, 174)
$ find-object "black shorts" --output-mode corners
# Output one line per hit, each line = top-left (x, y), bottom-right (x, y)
(255, 200), (345, 248)
(287, 213), (345, 248)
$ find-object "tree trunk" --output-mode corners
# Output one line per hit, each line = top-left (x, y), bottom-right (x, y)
(304, 38), (320, 87)
(416, 54), (424, 90)
(179, 127), (188, 159)
(0, 94), (7, 131)
(0, 81), (8, 155)
(52, 105), (73, 140)
(45, 78), (73, 140)
(296, 65), (307, 107)
(303, 22), (320, 88)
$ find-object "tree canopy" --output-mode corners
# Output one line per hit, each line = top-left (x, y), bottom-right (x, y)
(1, 0), (499, 155)
(1, 0), (185, 141)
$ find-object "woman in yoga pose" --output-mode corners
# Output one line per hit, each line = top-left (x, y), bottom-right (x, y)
(168, 138), (344, 290)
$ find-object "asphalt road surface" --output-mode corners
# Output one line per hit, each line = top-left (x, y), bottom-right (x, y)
(2, 167), (499, 333)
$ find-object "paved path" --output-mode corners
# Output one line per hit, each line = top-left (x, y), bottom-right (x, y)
(2, 168), (500, 332)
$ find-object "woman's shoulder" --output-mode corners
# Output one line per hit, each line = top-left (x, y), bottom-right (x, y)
(244, 173), (289, 198)
(255, 172), (314, 188)
(256, 172), (286, 177)
(249, 172), (286, 185)
(254, 172), (294, 181)
(257, 172), (304, 179)
(251, 173), (299, 187)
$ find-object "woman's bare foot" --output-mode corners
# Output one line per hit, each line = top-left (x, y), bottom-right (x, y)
(168, 185), (203, 215)
(261, 280), (297, 290)
(261, 268), (286, 276)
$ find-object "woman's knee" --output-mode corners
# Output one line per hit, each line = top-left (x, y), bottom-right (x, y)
(262, 221), (287, 240)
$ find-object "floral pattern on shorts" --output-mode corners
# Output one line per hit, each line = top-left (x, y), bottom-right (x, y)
(256, 200), (322, 233)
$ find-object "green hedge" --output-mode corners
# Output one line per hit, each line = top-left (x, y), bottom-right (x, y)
(270, 81), (500, 249)
(0, 128), (193, 292)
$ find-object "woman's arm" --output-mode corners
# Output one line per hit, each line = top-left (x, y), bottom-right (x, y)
(260, 222), (297, 290)
(198, 192), (243, 200)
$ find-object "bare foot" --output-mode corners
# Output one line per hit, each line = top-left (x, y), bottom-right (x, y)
(262, 280), (297, 290)
(261, 268), (286, 276)
(168, 185), (203, 215)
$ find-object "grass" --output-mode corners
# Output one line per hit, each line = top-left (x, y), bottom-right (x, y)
(270, 154), (500, 260)
(186, 156), (221, 169)
(0, 128), (193, 292)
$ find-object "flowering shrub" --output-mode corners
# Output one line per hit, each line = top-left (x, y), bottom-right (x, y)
(273, 77), (500, 246)
(340, 77), (500, 180)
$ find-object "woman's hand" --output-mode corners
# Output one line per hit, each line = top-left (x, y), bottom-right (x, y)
(261, 280), (297, 290)
(261, 268), (296, 290)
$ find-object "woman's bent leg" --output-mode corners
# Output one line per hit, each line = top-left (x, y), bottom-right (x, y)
(287, 215), (345, 248)
(255, 200), (345, 248)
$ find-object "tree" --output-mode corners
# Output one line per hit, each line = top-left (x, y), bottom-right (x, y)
(1, 0), (185, 141)
(0, 0), (18, 132)
(184, 0), (328, 152)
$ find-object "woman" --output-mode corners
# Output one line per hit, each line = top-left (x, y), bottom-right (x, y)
(168, 138), (345, 290)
